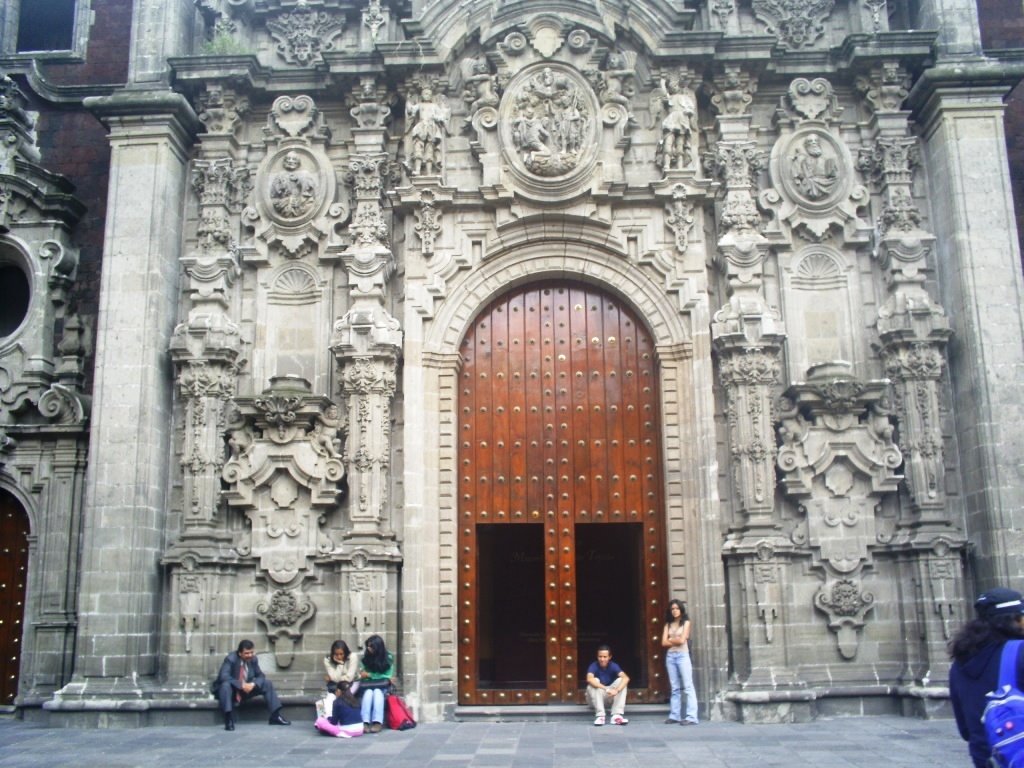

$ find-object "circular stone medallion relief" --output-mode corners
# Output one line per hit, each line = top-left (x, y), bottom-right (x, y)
(500, 64), (599, 191)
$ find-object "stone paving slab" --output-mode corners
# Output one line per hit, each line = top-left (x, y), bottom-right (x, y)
(0, 715), (967, 768)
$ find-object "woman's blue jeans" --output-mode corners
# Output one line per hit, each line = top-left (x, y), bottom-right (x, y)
(666, 650), (698, 723)
(361, 688), (386, 724)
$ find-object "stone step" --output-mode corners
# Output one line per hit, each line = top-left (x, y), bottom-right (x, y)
(453, 704), (669, 722)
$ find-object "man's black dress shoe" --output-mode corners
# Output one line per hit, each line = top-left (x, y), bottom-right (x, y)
(269, 711), (291, 726)
(224, 714), (235, 731)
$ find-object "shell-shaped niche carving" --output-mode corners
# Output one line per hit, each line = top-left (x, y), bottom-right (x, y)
(499, 63), (599, 198)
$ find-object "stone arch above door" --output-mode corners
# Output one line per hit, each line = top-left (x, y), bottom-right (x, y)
(423, 245), (691, 355)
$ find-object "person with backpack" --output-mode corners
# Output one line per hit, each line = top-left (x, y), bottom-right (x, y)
(949, 587), (1024, 767)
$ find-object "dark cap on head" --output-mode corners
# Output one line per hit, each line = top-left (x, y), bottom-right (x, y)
(974, 588), (1024, 620)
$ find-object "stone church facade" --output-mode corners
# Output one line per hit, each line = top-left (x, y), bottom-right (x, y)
(1, 0), (1022, 724)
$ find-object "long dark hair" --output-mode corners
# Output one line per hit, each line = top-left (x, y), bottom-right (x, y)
(665, 598), (689, 625)
(334, 680), (359, 708)
(362, 634), (391, 674)
(949, 614), (1021, 663)
(328, 639), (351, 663)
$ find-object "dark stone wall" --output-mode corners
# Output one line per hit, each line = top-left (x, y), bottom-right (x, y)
(976, 0), (1024, 268)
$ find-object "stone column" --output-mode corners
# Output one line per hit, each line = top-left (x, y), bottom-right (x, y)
(909, 67), (1024, 588)
(61, 92), (198, 691)
(330, 77), (403, 648)
(706, 66), (797, 708)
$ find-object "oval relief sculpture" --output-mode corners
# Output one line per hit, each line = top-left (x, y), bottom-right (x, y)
(262, 147), (329, 226)
(501, 65), (597, 180)
(781, 130), (848, 209)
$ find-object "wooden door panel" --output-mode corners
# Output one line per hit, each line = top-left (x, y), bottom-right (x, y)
(0, 493), (28, 705)
(459, 282), (666, 705)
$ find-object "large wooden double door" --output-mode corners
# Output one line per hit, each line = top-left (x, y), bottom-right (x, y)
(457, 282), (667, 705)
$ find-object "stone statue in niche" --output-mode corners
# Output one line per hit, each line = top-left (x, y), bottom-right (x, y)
(789, 134), (838, 201)
(406, 86), (450, 177)
(269, 150), (319, 220)
(649, 75), (698, 172)
(509, 67), (592, 177)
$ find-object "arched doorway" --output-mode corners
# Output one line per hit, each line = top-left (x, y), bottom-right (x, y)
(457, 281), (667, 705)
(0, 490), (29, 705)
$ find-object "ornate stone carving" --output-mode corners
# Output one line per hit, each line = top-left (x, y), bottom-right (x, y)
(221, 376), (346, 583)
(404, 82), (450, 178)
(856, 63), (912, 115)
(707, 66), (758, 118)
(649, 69), (699, 173)
(192, 158), (252, 212)
(716, 343), (784, 530)
(711, 0), (736, 28)
(814, 577), (874, 659)
(761, 79), (870, 243)
(243, 95), (345, 260)
(256, 587), (316, 668)
(266, 6), (345, 66)
(751, 0), (836, 49)
(348, 77), (394, 131)
(776, 362), (900, 657)
(784, 77), (842, 122)
(361, 0), (386, 42)
(178, 574), (203, 654)
(414, 189), (442, 255)
(268, 149), (322, 222)
(504, 65), (596, 178)
(462, 56), (500, 118)
(196, 86), (250, 136)
(665, 184), (695, 254)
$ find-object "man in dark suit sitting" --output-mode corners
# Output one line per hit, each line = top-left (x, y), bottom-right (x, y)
(214, 639), (291, 730)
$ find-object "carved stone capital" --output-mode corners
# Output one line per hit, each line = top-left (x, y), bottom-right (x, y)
(708, 66), (758, 117)
(196, 85), (250, 136)
(192, 157), (253, 211)
(856, 62), (912, 115)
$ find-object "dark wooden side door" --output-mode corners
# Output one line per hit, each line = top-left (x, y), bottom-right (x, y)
(0, 491), (29, 705)
(458, 282), (667, 705)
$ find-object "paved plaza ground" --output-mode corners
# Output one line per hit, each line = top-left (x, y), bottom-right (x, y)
(0, 713), (968, 767)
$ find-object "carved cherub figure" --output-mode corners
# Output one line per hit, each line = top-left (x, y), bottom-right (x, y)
(310, 404), (344, 458)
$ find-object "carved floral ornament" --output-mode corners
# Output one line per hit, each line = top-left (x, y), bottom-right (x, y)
(500, 64), (598, 180)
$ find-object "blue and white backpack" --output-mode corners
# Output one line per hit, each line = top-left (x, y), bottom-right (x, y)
(983, 640), (1024, 768)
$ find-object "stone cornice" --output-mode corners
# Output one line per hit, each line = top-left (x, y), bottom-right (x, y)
(906, 55), (1024, 114)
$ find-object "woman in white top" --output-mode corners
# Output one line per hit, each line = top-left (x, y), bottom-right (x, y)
(661, 599), (698, 725)
(324, 640), (359, 691)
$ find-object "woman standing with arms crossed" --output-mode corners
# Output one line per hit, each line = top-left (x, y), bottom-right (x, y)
(662, 599), (699, 725)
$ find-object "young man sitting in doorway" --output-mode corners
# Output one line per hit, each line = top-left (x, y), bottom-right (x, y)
(585, 644), (629, 726)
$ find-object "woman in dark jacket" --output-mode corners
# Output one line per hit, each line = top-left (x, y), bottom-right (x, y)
(949, 587), (1024, 767)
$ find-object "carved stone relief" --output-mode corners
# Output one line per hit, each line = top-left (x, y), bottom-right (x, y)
(751, 0), (837, 49)
(404, 81), (451, 179)
(761, 78), (870, 243)
(649, 68), (699, 174)
(777, 362), (902, 659)
(503, 64), (597, 179)
(244, 95), (346, 260)
(266, 6), (345, 66)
